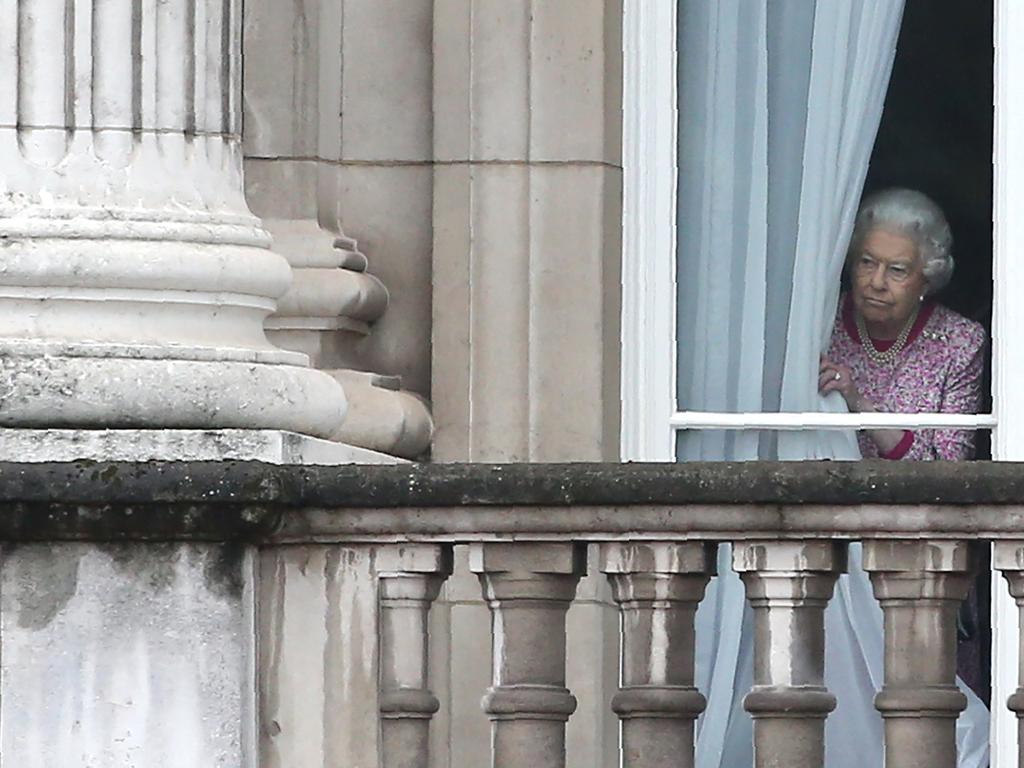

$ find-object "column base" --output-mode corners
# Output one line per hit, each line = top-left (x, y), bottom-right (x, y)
(0, 353), (348, 438)
(0, 428), (404, 464)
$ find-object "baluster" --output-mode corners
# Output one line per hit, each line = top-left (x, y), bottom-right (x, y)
(733, 541), (847, 768)
(863, 540), (976, 768)
(600, 541), (715, 768)
(993, 541), (1024, 765)
(377, 544), (454, 768)
(469, 542), (586, 768)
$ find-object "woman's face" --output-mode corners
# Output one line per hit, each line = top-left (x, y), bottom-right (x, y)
(850, 227), (928, 332)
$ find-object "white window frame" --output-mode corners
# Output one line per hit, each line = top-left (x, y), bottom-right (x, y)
(620, 1), (1024, 764)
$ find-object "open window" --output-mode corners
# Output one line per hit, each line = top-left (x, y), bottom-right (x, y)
(622, 0), (1024, 763)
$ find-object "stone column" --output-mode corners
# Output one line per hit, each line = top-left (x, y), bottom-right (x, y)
(377, 545), (454, 768)
(993, 541), (1024, 764)
(469, 542), (586, 768)
(600, 542), (715, 768)
(733, 541), (847, 768)
(0, 0), (345, 437)
(863, 540), (976, 768)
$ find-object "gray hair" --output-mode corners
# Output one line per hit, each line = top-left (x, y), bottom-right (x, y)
(849, 188), (954, 293)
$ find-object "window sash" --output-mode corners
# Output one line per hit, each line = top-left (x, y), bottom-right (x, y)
(670, 411), (996, 431)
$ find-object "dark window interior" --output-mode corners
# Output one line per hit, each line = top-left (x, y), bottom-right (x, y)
(864, 0), (993, 326)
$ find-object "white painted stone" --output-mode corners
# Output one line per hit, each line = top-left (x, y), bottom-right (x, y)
(0, 0), (347, 440)
(1, 542), (255, 767)
(0, 429), (403, 465)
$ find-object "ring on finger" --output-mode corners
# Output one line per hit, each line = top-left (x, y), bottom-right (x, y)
(834, 371), (841, 381)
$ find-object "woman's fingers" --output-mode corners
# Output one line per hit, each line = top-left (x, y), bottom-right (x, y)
(819, 369), (840, 392)
(819, 362), (854, 396)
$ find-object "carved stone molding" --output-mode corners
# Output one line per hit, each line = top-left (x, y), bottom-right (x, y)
(263, 219), (432, 458)
(0, 0), (346, 438)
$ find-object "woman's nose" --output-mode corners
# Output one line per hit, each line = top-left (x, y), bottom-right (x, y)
(869, 264), (887, 289)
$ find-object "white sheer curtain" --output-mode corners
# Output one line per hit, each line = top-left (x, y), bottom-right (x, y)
(676, 3), (990, 767)
(675, 0), (902, 460)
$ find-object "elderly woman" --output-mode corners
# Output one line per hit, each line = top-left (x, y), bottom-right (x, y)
(819, 188), (986, 460)
(820, 186), (989, 705)
(695, 189), (991, 768)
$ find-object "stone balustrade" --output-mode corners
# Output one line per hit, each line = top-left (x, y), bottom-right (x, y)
(361, 539), (985, 768)
(8, 461), (1024, 766)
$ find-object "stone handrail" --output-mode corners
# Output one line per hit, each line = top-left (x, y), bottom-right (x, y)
(3, 460), (1024, 768)
(6, 460), (1024, 539)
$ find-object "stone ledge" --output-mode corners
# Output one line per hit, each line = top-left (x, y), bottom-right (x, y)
(0, 461), (1021, 542)
(2, 460), (1024, 507)
(0, 429), (402, 465)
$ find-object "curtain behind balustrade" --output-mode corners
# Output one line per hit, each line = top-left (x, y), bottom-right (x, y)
(675, 2), (990, 766)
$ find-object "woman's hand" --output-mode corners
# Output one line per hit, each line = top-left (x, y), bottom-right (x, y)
(819, 357), (863, 411)
(819, 356), (908, 456)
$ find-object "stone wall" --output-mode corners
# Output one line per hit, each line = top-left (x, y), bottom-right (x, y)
(241, 1), (625, 765)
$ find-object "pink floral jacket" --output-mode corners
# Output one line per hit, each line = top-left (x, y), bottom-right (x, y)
(826, 295), (986, 461)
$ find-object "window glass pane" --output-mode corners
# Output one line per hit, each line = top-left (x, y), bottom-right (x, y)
(674, 0), (993, 461)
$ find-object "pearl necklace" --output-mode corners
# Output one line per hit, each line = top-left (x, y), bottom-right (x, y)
(854, 305), (920, 366)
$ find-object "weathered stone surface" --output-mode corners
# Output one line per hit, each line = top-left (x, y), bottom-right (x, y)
(258, 545), (381, 768)
(470, 542), (586, 768)
(734, 541), (847, 768)
(242, 0), (434, 400)
(994, 542), (1024, 766)
(863, 540), (977, 768)
(0, 429), (400, 465)
(601, 542), (714, 768)
(326, 371), (434, 459)
(378, 545), (453, 768)
(1, 542), (255, 766)
(1, 461), (1024, 542)
(214, 458), (1024, 510)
